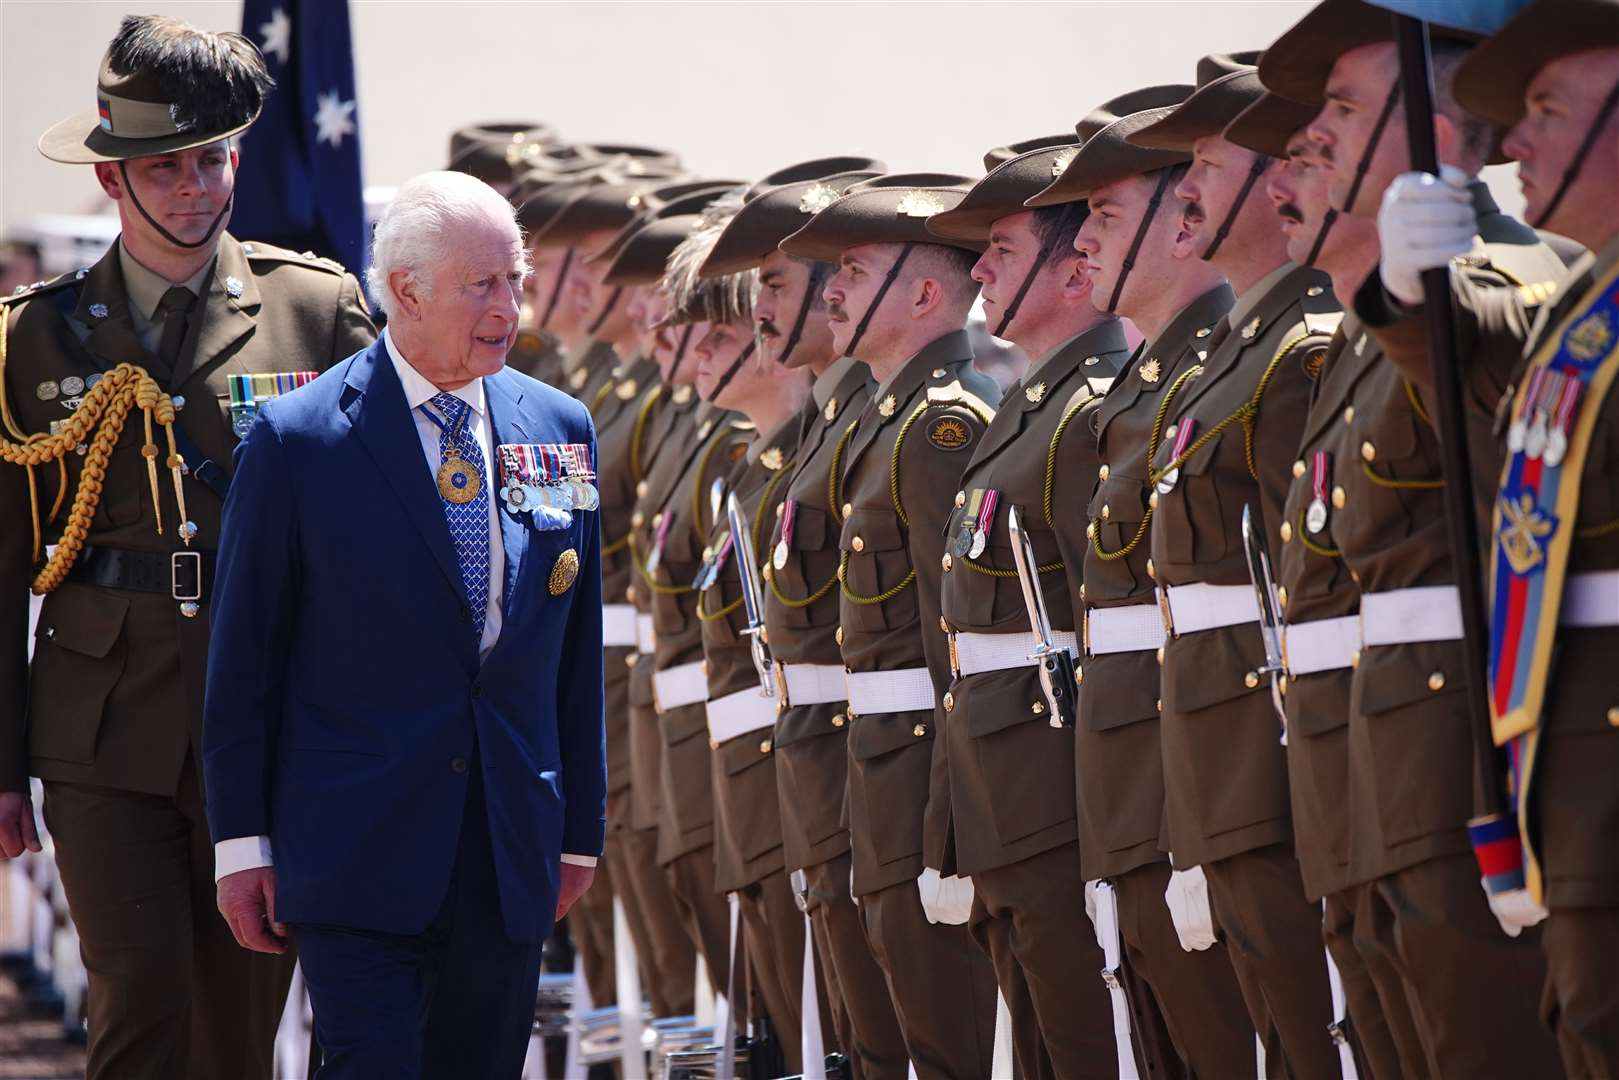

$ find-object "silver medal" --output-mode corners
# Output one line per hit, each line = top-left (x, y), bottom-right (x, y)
(1544, 428), (1568, 468)
(1155, 467), (1180, 496)
(772, 540), (789, 571)
(1306, 499), (1329, 535)
(1507, 416), (1526, 454)
(1525, 412), (1548, 460)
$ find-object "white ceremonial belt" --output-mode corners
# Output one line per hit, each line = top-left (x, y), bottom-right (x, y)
(1085, 603), (1165, 655)
(845, 667), (936, 717)
(1163, 582), (1260, 636)
(653, 661), (708, 713)
(1283, 615), (1361, 676)
(603, 604), (639, 648)
(636, 613), (656, 654)
(779, 663), (848, 708)
(706, 688), (777, 745)
(953, 630), (1079, 677)
(1360, 586), (1463, 647)
(1561, 571), (1619, 627)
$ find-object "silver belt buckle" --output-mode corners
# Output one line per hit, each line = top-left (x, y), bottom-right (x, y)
(170, 551), (202, 602)
(1100, 965), (1122, 992)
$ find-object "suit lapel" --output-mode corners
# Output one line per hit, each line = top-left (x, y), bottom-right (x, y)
(342, 342), (466, 599)
(485, 371), (532, 617)
(74, 249), (152, 373)
(174, 236), (259, 390)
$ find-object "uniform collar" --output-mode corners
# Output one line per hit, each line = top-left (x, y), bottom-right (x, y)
(383, 326), (486, 417)
(874, 328), (973, 401)
(812, 355), (858, 410)
(1023, 318), (1129, 387)
(746, 414), (794, 464)
(118, 240), (214, 322)
(1227, 261), (1296, 331)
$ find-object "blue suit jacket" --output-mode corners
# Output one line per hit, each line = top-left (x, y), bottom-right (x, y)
(202, 339), (606, 944)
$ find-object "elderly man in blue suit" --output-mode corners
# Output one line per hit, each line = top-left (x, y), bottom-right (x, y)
(202, 170), (606, 1078)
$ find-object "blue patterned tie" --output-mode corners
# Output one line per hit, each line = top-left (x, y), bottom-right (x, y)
(422, 392), (491, 642)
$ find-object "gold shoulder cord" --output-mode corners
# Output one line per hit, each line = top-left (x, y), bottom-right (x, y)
(0, 313), (189, 594)
(628, 384), (664, 484)
(1091, 364), (1202, 560)
(699, 461), (793, 622)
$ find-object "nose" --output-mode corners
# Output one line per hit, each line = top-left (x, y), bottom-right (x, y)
(970, 251), (992, 286)
(1501, 120), (1531, 165)
(1304, 108), (1332, 151)
(1074, 226), (1099, 257)
(1174, 175), (1199, 205)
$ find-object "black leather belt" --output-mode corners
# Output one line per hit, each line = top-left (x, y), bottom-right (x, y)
(68, 545), (215, 603)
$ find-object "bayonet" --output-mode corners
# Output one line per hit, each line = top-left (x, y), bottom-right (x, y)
(726, 490), (775, 696)
(1007, 505), (1078, 728)
(1240, 503), (1289, 738)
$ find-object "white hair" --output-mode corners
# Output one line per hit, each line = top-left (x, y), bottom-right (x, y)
(366, 170), (524, 322)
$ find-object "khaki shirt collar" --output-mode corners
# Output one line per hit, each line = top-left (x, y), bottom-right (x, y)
(118, 240), (213, 325)
(812, 355), (858, 410)
(1228, 262), (1296, 332)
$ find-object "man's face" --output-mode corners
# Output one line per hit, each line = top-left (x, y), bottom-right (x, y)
(99, 140), (238, 250)
(972, 209), (1091, 342)
(399, 213), (526, 381)
(570, 228), (632, 343)
(526, 242), (582, 337)
(694, 317), (756, 403)
(1267, 133), (1328, 265)
(1503, 49), (1619, 233)
(1074, 174), (1179, 315)
(756, 250), (834, 369)
(822, 242), (903, 359)
(1176, 135), (1275, 257)
(659, 316), (707, 385)
(1307, 43), (1408, 217)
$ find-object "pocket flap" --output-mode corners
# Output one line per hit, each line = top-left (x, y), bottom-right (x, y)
(849, 712), (932, 761)
(791, 505), (830, 552)
(841, 508), (905, 553)
(773, 702), (845, 750)
(1089, 473), (1148, 526)
(659, 700), (710, 744)
(962, 669), (1047, 739)
(1356, 640), (1462, 716)
(719, 732), (776, 777)
(34, 584), (130, 660)
(1178, 429), (1222, 477)
(1287, 671), (1352, 738)
(1164, 626), (1264, 714)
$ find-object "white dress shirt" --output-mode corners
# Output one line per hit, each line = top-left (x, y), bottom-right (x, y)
(215, 329), (594, 880)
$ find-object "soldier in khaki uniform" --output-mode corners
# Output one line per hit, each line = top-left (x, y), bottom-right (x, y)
(0, 17), (375, 1079)
(920, 144), (1130, 1078)
(1224, 89), (1427, 1080)
(1351, 3), (1619, 1071)
(1025, 87), (1261, 1077)
(780, 174), (1001, 1079)
(1124, 55), (1344, 1076)
(1258, 3), (1568, 1073)
(702, 161), (914, 1079)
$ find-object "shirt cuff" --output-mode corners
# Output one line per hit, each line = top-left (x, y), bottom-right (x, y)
(560, 853), (598, 868)
(215, 835), (274, 882)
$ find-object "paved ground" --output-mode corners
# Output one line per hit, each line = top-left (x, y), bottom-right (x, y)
(0, 972), (83, 1080)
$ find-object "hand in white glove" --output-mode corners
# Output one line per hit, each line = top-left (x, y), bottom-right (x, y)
(917, 867), (975, 925)
(1378, 164), (1477, 307)
(1482, 881), (1549, 938)
(1164, 864), (1219, 952)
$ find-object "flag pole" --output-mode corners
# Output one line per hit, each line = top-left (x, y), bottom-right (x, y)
(1389, 15), (1504, 819)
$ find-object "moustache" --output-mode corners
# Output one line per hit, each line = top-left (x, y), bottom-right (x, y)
(1278, 204), (1305, 225)
(1181, 201), (1205, 225)
(827, 302), (848, 323)
(758, 320), (781, 340)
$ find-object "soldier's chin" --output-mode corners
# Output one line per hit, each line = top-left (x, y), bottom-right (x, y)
(828, 322), (851, 355)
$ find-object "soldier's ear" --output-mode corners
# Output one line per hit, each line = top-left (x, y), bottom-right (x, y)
(911, 276), (943, 320)
(94, 162), (123, 200)
(1056, 253), (1092, 303)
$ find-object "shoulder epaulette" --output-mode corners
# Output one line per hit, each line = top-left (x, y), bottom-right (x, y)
(924, 379), (994, 423)
(1, 269), (85, 306)
(1299, 281), (1344, 337)
(240, 242), (349, 277)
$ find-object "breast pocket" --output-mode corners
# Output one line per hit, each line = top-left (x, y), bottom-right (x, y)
(1155, 430), (1227, 566)
(1087, 473), (1150, 588)
(771, 504), (834, 630)
(840, 508), (914, 633)
(1346, 402), (1435, 537)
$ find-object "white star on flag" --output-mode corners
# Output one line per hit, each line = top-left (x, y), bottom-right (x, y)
(259, 7), (291, 65)
(313, 91), (357, 149)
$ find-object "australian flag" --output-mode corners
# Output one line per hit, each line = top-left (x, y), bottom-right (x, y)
(232, 1), (367, 277)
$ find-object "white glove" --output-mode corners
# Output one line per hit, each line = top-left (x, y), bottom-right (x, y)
(1378, 164), (1477, 306)
(1482, 881), (1549, 938)
(1164, 864), (1219, 952)
(917, 867), (975, 925)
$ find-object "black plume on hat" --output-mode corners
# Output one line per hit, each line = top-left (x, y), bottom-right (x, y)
(107, 15), (273, 136)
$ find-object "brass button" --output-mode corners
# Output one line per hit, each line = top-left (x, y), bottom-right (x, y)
(1361, 440), (1376, 462)
(932, 368), (947, 378)
(1155, 646), (1165, 665)
(955, 490), (967, 507)
(700, 660), (709, 677)
(1166, 424), (1178, 440)
(1148, 492), (1159, 510)
(852, 535), (866, 552)
(1098, 464), (1110, 481)
(1155, 698), (1162, 713)
(653, 511), (664, 527)
(759, 627), (769, 644)
(1102, 503), (1111, 521)
(1278, 585), (1289, 609)
(625, 654), (637, 668)
(626, 586), (636, 603)
(1146, 558), (1156, 581)
(1607, 707), (1619, 727)
(1332, 486), (1347, 510)
(1087, 521), (1097, 539)
(1343, 406), (1355, 425)
(1031, 701), (1045, 715)
(776, 502), (785, 517)
(1307, 285), (1325, 297)
(1280, 521), (1293, 543)
(1074, 665), (1084, 686)
(835, 626), (844, 646)
(943, 692), (955, 711)
(632, 511), (646, 528)
(1428, 671), (1446, 692)
(832, 713), (847, 728)
(709, 738), (719, 750)
(942, 553), (954, 572)
(1351, 649), (1361, 669)
(913, 723), (928, 737)
(1350, 569), (1361, 585)
(842, 502), (853, 518)
(1244, 670), (1260, 689)
(760, 738), (773, 753)
(1292, 459), (1306, 479)
(1279, 674), (1289, 695)
(636, 480), (649, 498)
(940, 616), (950, 633)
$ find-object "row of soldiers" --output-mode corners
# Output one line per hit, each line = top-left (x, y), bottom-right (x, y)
(497, 1), (1619, 1078)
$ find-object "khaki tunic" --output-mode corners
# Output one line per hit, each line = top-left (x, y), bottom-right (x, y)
(1072, 284), (1234, 880)
(1153, 264), (1336, 869)
(932, 322), (1129, 876)
(837, 330), (996, 896)
(0, 235), (375, 795)
(761, 362), (875, 874)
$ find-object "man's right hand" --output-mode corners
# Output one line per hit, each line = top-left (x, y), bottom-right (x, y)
(217, 866), (288, 955)
(0, 791), (41, 859)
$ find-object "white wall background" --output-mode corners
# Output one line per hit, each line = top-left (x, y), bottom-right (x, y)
(1, 0), (1524, 244)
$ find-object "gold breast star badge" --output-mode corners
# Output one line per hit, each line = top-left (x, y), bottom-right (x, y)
(878, 394), (899, 418)
(1138, 358), (1162, 385)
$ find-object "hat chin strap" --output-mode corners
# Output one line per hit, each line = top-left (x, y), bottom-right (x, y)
(1303, 207), (1340, 268)
(1341, 83), (1402, 218)
(1105, 168), (1176, 314)
(668, 323), (695, 384)
(118, 162), (232, 250)
(704, 339), (757, 403)
(843, 243), (915, 359)
(587, 285), (624, 338)
(774, 263), (829, 367)
(1532, 74), (1619, 230)
(539, 248), (575, 331)
(1200, 153), (1270, 262)
(993, 241), (1054, 339)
